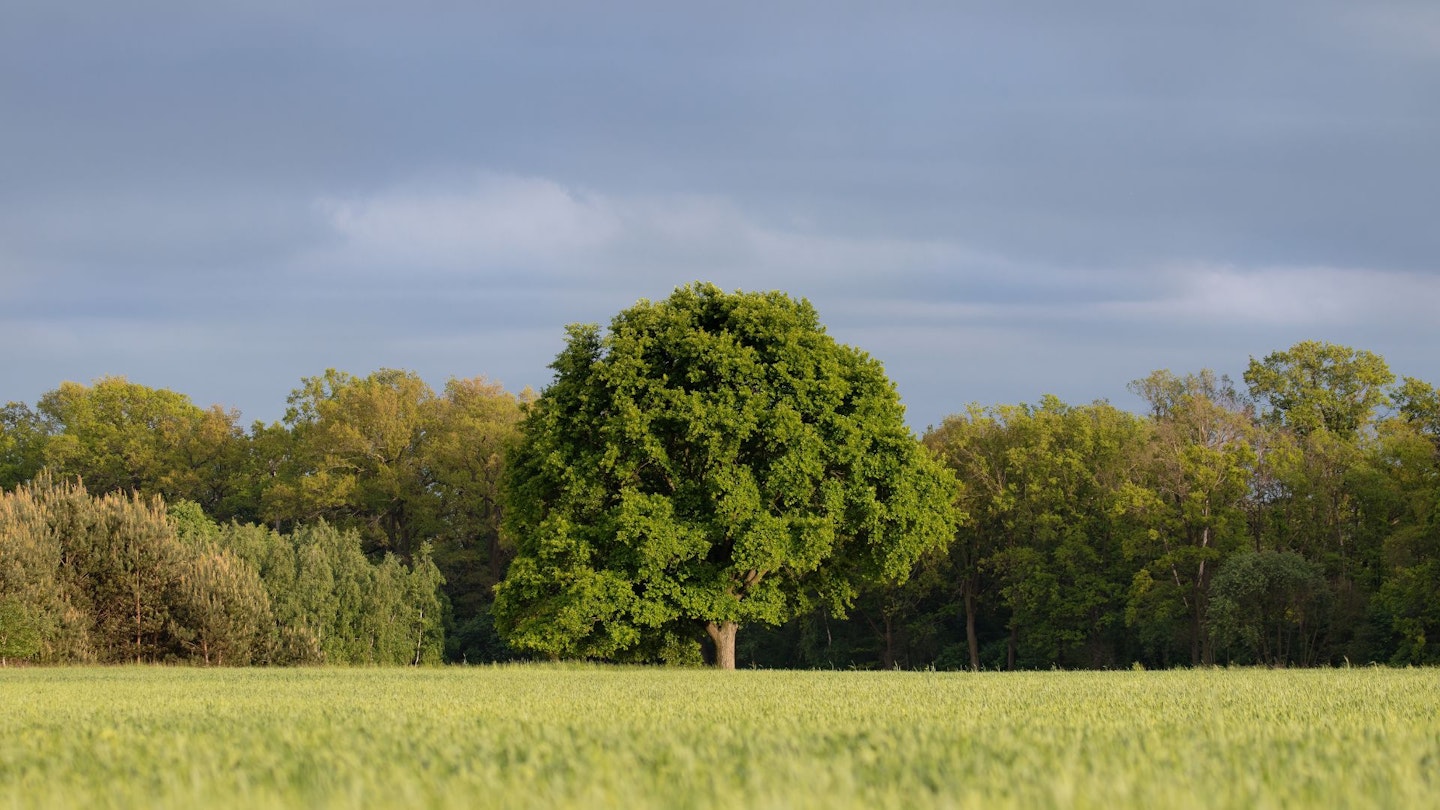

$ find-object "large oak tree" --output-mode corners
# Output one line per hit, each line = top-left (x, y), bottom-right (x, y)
(494, 283), (958, 668)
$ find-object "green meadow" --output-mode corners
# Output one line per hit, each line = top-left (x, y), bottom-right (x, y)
(1, 666), (1436, 809)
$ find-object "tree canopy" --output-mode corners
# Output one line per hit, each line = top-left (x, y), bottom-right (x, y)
(493, 283), (959, 668)
(1244, 341), (1394, 438)
(5, 324), (1440, 670)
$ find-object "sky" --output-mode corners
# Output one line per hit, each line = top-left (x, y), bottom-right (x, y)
(4, 1), (1439, 429)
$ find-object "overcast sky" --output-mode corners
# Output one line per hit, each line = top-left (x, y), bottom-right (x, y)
(4, 1), (1438, 429)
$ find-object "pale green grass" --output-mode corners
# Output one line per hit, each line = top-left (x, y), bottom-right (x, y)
(1, 666), (1436, 809)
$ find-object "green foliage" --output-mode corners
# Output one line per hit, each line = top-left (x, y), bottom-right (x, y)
(445, 606), (516, 664)
(1208, 551), (1330, 665)
(0, 473), (193, 663)
(1367, 412), (1440, 664)
(1122, 370), (1257, 666)
(925, 398), (1146, 669)
(1375, 553), (1440, 665)
(422, 377), (527, 626)
(262, 368), (434, 551)
(1244, 341), (1394, 438)
(36, 377), (247, 513)
(496, 283), (958, 665)
(0, 596), (42, 664)
(253, 370), (521, 659)
(6, 335), (1440, 671)
(0, 476), (446, 666)
(0, 476), (89, 662)
(170, 548), (274, 666)
(0, 402), (47, 489)
(244, 521), (444, 665)
(1392, 376), (1440, 441)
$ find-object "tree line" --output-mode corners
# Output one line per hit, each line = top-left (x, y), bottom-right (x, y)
(0, 475), (443, 665)
(2, 323), (1438, 668)
(907, 342), (1440, 670)
(1, 371), (518, 665)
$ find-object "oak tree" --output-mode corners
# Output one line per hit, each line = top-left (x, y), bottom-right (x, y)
(494, 284), (957, 668)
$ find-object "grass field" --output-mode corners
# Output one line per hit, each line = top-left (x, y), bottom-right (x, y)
(1, 666), (1436, 809)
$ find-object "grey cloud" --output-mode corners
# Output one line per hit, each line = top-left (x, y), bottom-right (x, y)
(0, 190), (329, 275)
(3, 1), (1437, 427)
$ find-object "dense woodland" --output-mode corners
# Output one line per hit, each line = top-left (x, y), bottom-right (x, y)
(2, 340), (1439, 668)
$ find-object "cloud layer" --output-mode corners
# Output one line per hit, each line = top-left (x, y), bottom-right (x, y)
(3, 3), (1437, 427)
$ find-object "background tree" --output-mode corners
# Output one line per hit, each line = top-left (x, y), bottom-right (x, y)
(923, 406), (1011, 670)
(0, 402), (47, 489)
(254, 370), (523, 660)
(168, 501), (274, 665)
(0, 474), (99, 661)
(1367, 383), (1440, 663)
(1243, 344), (1395, 661)
(1391, 377), (1440, 448)
(997, 399), (1143, 669)
(7, 341), (1439, 669)
(1122, 370), (1256, 666)
(1208, 550), (1329, 665)
(0, 474), (446, 666)
(242, 521), (444, 665)
(495, 283), (958, 669)
(1244, 341), (1394, 438)
(926, 398), (1143, 669)
(75, 490), (187, 663)
(260, 369), (436, 555)
(170, 547), (274, 666)
(421, 377), (527, 661)
(0, 596), (42, 666)
(1, 475), (192, 663)
(34, 377), (246, 513)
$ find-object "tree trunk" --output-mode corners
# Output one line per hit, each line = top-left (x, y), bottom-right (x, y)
(882, 613), (895, 670)
(705, 621), (738, 670)
(135, 588), (143, 665)
(964, 582), (979, 671)
(1193, 557), (1213, 666)
(1190, 616), (1202, 667)
(1006, 624), (1017, 671)
(488, 532), (502, 586)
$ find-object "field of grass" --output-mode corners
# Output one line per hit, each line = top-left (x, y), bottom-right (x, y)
(1, 666), (1436, 809)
